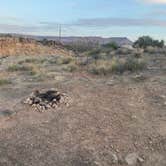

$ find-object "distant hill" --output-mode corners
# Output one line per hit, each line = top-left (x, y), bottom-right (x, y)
(44, 37), (133, 47)
(0, 34), (133, 47)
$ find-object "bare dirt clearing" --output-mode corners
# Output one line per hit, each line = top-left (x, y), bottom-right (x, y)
(0, 54), (165, 166)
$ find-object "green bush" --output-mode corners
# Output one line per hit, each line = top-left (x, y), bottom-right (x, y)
(0, 79), (11, 86)
(102, 42), (118, 50)
(134, 36), (164, 48)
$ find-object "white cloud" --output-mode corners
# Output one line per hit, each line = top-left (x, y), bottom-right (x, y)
(142, 0), (166, 3)
(73, 17), (166, 27)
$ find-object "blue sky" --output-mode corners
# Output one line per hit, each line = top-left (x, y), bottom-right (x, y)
(0, 0), (166, 40)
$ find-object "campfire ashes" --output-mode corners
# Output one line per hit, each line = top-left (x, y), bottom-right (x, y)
(24, 89), (71, 112)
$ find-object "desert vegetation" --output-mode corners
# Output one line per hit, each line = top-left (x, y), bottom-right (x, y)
(88, 57), (146, 75)
(0, 35), (165, 166)
(0, 79), (11, 86)
(134, 36), (164, 48)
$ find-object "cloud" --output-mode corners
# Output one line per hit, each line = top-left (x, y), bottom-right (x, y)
(0, 24), (40, 33)
(0, 22), (71, 35)
(149, 10), (166, 16)
(1, 17), (166, 35)
(141, 0), (166, 3)
(72, 17), (166, 27)
(40, 17), (166, 28)
(0, 16), (23, 24)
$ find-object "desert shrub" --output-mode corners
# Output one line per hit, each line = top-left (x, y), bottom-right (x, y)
(124, 57), (146, 71)
(47, 56), (75, 65)
(0, 79), (11, 86)
(55, 56), (74, 65)
(88, 46), (119, 61)
(8, 64), (32, 72)
(7, 64), (38, 75)
(144, 46), (156, 54)
(61, 57), (74, 64)
(111, 58), (125, 73)
(76, 56), (90, 66)
(88, 57), (146, 75)
(88, 49), (103, 62)
(18, 58), (45, 64)
(89, 59), (122, 75)
(47, 57), (59, 64)
(116, 47), (133, 55)
(89, 63), (109, 75)
(132, 48), (144, 58)
(29, 73), (47, 82)
(27, 69), (37, 76)
(40, 38), (59, 47)
(64, 41), (98, 53)
(144, 46), (166, 54)
(134, 36), (164, 48)
(88, 49), (101, 56)
(102, 42), (118, 50)
(63, 63), (78, 72)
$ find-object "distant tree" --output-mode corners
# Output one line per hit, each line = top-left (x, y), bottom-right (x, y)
(159, 40), (164, 48)
(102, 42), (118, 50)
(134, 36), (164, 48)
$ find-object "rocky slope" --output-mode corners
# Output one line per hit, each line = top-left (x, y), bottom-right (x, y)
(0, 37), (72, 56)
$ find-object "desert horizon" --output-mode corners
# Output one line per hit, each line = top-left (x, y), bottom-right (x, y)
(0, 1), (165, 166)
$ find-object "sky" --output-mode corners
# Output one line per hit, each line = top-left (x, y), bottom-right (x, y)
(0, 0), (166, 40)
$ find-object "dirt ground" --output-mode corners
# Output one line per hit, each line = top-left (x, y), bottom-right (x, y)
(0, 55), (165, 166)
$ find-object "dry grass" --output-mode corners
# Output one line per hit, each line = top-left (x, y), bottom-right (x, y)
(63, 62), (78, 72)
(57, 57), (75, 65)
(8, 64), (33, 72)
(0, 37), (72, 56)
(7, 64), (41, 76)
(48, 56), (78, 72)
(18, 58), (46, 65)
(88, 57), (146, 75)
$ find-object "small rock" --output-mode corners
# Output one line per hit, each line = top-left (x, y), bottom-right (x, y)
(160, 95), (166, 99)
(133, 74), (146, 81)
(131, 115), (137, 120)
(138, 156), (144, 163)
(111, 153), (118, 164)
(106, 80), (114, 86)
(125, 153), (139, 166)
(102, 151), (119, 165)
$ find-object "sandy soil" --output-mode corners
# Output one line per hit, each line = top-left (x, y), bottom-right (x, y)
(0, 55), (165, 166)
